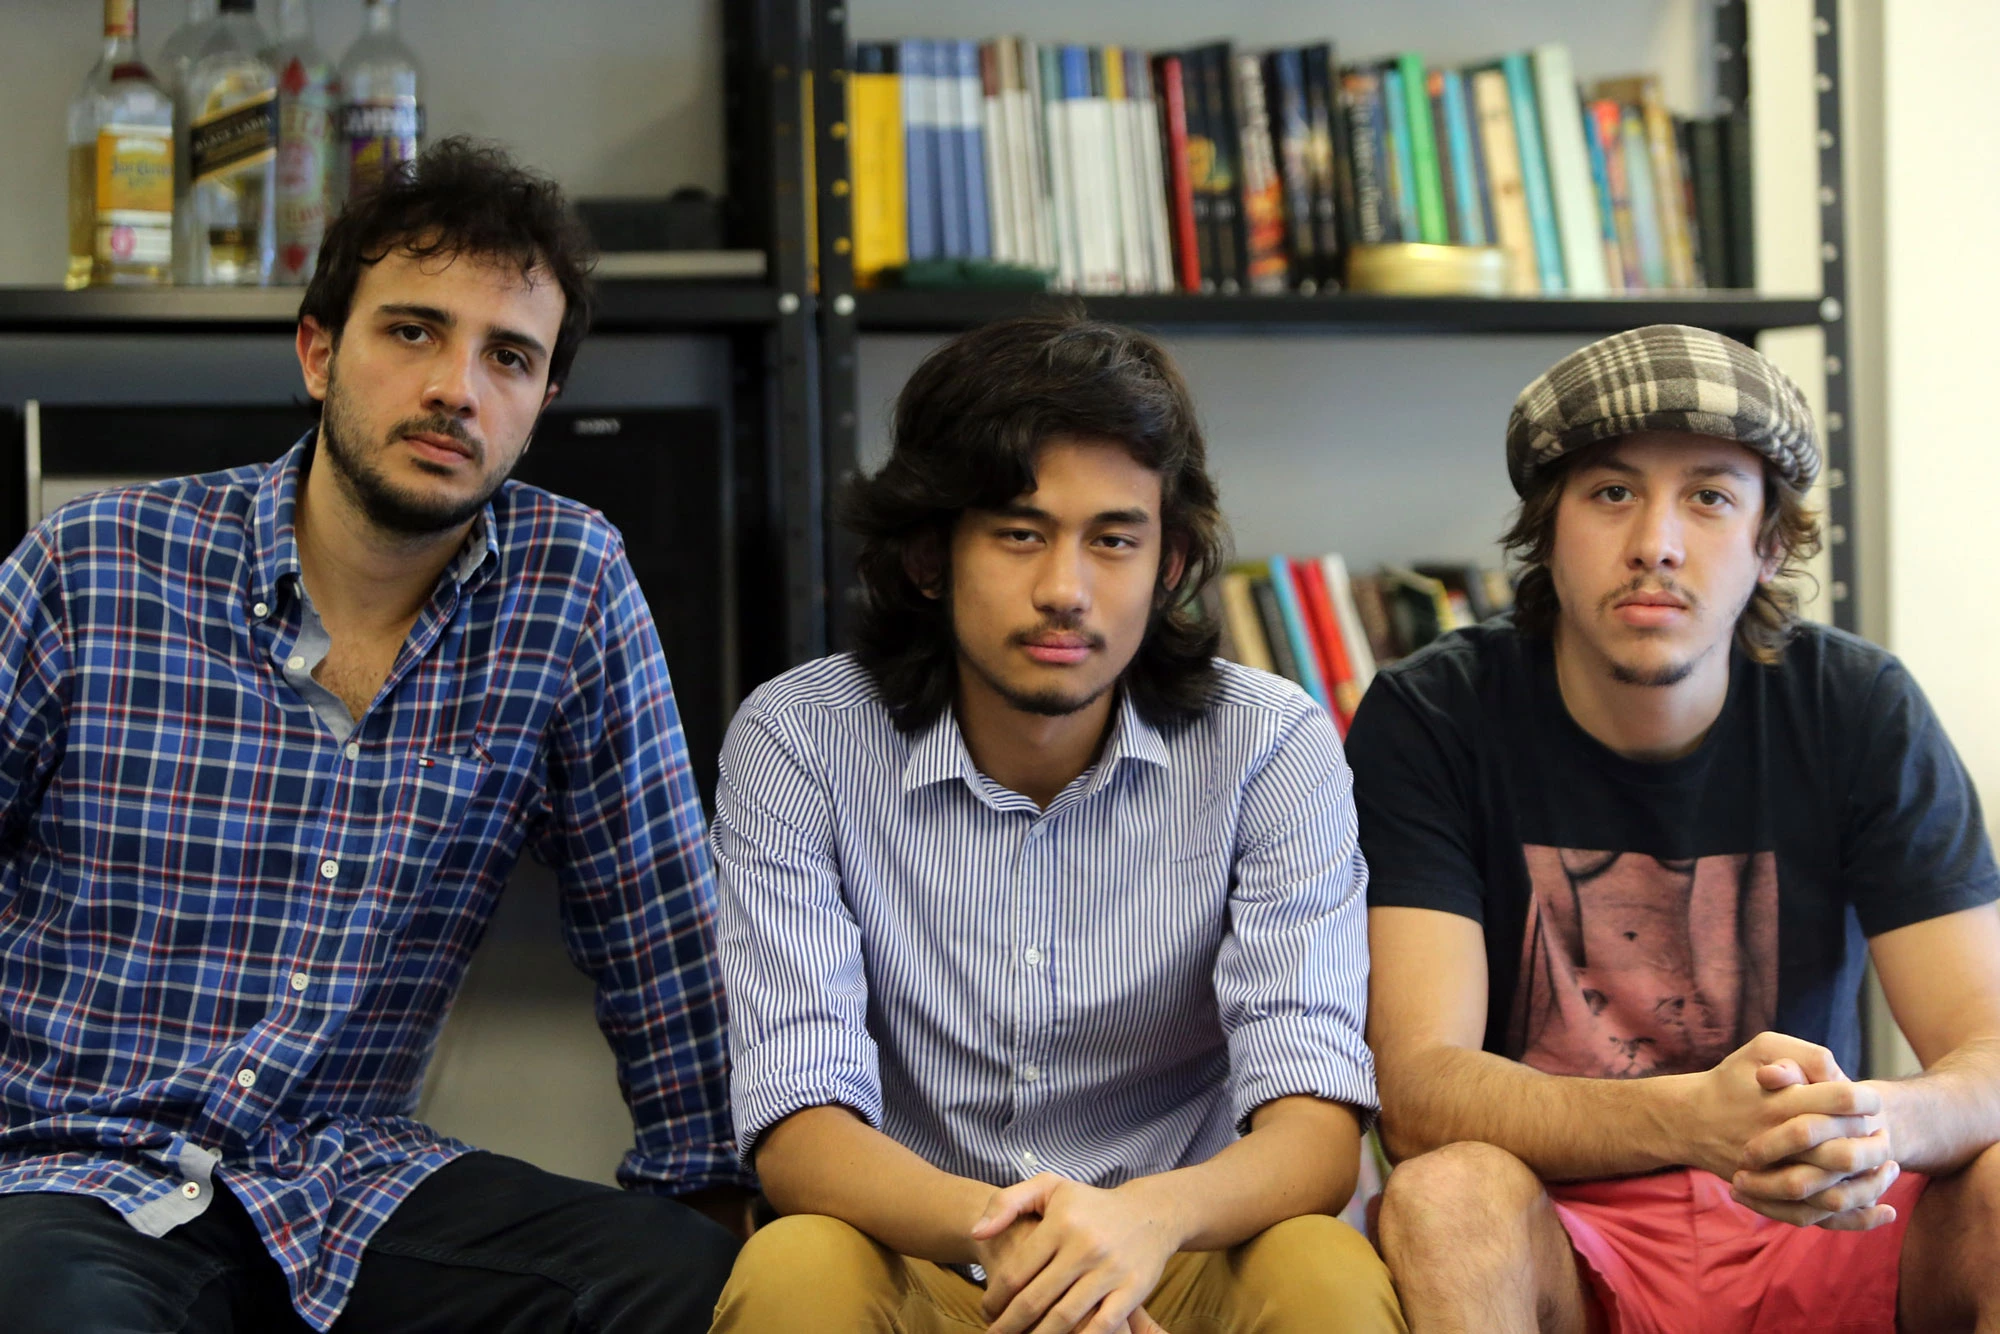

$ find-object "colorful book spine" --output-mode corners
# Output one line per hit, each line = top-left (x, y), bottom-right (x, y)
(1580, 97), (1624, 291)
(1394, 53), (1449, 244)
(954, 39), (991, 261)
(900, 39), (940, 263)
(1590, 100), (1643, 289)
(849, 43), (908, 288)
(1530, 44), (1608, 295)
(1499, 52), (1564, 291)
(1234, 52), (1290, 293)
(1320, 553), (1377, 689)
(1294, 557), (1358, 733)
(1195, 44), (1245, 293)
(1425, 69), (1461, 243)
(1153, 54), (1202, 291)
(1038, 43), (1081, 290)
(1439, 68), (1486, 245)
(1267, 48), (1319, 290)
(1264, 556), (1329, 710)
(1379, 64), (1421, 243)
(1341, 67), (1390, 245)
(1619, 104), (1669, 288)
(1131, 48), (1176, 293)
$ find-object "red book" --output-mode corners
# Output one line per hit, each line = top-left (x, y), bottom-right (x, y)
(1294, 557), (1360, 731)
(1153, 54), (1202, 291)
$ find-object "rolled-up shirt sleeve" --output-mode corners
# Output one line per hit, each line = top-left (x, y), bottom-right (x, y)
(1214, 697), (1378, 1130)
(711, 699), (884, 1166)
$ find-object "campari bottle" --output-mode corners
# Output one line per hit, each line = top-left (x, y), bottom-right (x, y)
(340, 0), (424, 200)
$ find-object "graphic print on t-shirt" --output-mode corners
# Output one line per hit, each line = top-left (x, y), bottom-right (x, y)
(1507, 846), (1778, 1078)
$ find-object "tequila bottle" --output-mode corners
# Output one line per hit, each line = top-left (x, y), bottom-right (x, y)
(183, 0), (276, 284)
(265, 0), (338, 283)
(339, 0), (424, 200)
(66, 0), (175, 288)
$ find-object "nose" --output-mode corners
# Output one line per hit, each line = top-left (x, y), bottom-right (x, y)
(423, 346), (479, 420)
(1033, 539), (1091, 619)
(1626, 494), (1685, 572)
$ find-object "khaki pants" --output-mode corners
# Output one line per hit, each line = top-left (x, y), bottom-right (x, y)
(710, 1212), (1406, 1333)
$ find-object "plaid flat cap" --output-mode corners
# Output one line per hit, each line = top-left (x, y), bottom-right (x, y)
(1505, 324), (1820, 494)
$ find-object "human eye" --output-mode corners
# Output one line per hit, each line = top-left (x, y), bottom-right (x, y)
(1691, 487), (1732, 509)
(1594, 483), (1633, 503)
(389, 323), (430, 345)
(492, 346), (530, 373)
(1095, 532), (1141, 551)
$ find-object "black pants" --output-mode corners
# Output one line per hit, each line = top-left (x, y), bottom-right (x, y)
(0, 1151), (739, 1333)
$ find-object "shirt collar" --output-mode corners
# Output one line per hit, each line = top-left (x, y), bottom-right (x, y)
(899, 686), (1173, 798)
(252, 433), (501, 610)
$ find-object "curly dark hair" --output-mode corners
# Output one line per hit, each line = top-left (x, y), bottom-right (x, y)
(1501, 439), (1823, 665)
(842, 312), (1229, 733)
(299, 136), (596, 392)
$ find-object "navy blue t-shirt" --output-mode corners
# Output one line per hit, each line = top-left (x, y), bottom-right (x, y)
(1347, 617), (1999, 1079)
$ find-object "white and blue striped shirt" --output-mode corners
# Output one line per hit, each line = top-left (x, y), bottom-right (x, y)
(712, 653), (1376, 1190)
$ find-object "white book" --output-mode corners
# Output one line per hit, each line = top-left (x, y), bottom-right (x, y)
(981, 47), (1016, 263)
(1040, 55), (1082, 290)
(1015, 40), (1058, 273)
(1067, 56), (1120, 293)
(1319, 553), (1377, 689)
(1531, 43), (1609, 296)
(1106, 55), (1150, 292)
(1133, 60), (1177, 292)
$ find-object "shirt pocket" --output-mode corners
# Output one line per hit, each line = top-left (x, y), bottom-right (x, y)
(374, 748), (494, 925)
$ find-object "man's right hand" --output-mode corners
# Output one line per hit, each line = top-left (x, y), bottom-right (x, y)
(1678, 1033), (1898, 1230)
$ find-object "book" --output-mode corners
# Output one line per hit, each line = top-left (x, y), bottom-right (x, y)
(1674, 116), (1707, 287)
(1130, 48), (1177, 293)
(1218, 570), (1275, 674)
(953, 40), (992, 260)
(1301, 43), (1345, 290)
(1267, 48), (1320, 291)
(1425, 69), (1461, 243)
(1531, 44), (1608, 295)
(1234, 52), (1290, 293)
(1294, 556), (1360, 731)
(979, 42), (1014, 264)
(1438, 68), (1487, 246)
(900, 39), (941, 264)
(1346, 572), (1401, 665)
(1595, 75), (1696, 288)
(1724, 106), (1755, 289)
(1618, 103), (1670, 288)
(1580, 94), (1624, 291)
(1319, 553), (1377, 689)
(1103, 46), (1149, 292)
(1265, 556), (1330, 710)
(1193, 43), (1245, 293)
(1393, 53), (1449, 244)
(849, 44), (908, 289)
(1249, 576), (1301, 685)
(1686, 116), (1731, 289)
(1038, 44), (1081, 290)
(1066, 47), (1118, 293)
(1470, 67), (1535, 292)
(1015, 39), (1059, 274)
(1153, 54), (1202, 291)
(1341, 67), (1392, 244)
(1498, 53), (1564, 291)
(1590, 99), (1643, 288)
(1378, 63), (1422, 243)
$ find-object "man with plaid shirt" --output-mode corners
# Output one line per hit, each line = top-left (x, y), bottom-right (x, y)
(0, 140), (745, 1332)
(1353, 326), (2000, 1333)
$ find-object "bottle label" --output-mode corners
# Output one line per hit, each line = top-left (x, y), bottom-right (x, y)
(190, 90), (279, 183)
(342, 98), (424, 195)
(95, 124), (173, 265)
(275, 59), (336, 278)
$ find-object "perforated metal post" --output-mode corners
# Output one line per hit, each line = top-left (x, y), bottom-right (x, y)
(1812, 1), (1856, 634)
(813, 1), (862, 651)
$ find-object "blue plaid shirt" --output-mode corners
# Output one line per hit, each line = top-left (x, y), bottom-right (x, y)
(0, 440), (742, 1329)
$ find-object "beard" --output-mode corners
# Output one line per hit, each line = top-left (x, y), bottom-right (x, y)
(1592, 574), (1750, 688)
(316, 361), (524, 536)
(957, 617), (1116, 718)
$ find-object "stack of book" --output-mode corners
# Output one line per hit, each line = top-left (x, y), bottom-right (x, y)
(1210, 557), (1513, 734)
(847, 38), (1754, 296)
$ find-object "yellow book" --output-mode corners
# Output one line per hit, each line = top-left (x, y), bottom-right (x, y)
(849, 47), (908, 288)
(1218, 570), (1276, 674)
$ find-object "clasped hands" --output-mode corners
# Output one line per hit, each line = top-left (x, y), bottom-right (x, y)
(969, 1173), (1178, 1334)
(1688, 1031), (1900, 1231)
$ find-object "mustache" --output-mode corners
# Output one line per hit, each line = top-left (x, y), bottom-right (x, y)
(1008, 616), (1107, 649)
(1597, 576), (1700, 615)
(388, 414), (483, 457)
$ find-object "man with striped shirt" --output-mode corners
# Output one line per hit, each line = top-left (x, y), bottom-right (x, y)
(710, 315), (1404, 1333)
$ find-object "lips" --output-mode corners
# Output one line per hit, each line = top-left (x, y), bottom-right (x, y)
(1020, 632), (1095, 665)
(406, 431), (473, 460)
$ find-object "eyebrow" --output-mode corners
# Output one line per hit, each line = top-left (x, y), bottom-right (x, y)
(1584, 455), (1755, 484)
(989, 501), (1155, 526)
(374, 303), (550, 362)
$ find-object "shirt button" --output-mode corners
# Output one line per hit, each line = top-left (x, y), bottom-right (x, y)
(235, 1068), (257, 1089)
(320, 859), (339, 880)
(252, 601), (269, 619)
(1020, 1063), (1041, 1083)
(1022, 947), (1043, 967)
(181, 1181), (201, 1199)
(290, 971), (310, 993)
(344, 743), (361, 761)
(287, 655), (306, 671)
(1021, 1149), (1040, 1170)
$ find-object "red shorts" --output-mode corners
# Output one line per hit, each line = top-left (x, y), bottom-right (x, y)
(1549, 1167), (1927, 1334)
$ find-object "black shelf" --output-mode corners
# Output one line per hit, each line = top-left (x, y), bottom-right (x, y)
(853, 290), (1825, 339)
(0, 281), (785, 335)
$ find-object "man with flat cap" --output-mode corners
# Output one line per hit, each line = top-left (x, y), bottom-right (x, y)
(1351, 325), (2000, 1333)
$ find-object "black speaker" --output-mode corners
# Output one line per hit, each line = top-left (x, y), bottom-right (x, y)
(512, 407), (729, 811)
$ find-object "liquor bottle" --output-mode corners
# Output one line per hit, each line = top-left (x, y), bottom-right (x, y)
(182, 0), (276, 284)
(66, 0), (175, 288)
(265, 0), (338, 283)
(340, 0), (424, 200)
(154, 0), (218, 281)
(151, 0), (217, 95)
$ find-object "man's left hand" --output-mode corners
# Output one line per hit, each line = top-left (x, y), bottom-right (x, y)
(971, 1173), (1181, 1334)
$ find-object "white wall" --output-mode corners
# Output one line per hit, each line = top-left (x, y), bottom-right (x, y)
(1883, 5), (2000, 834)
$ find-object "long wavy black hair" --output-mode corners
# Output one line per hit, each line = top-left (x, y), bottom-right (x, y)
(842, 311), (1229, 733)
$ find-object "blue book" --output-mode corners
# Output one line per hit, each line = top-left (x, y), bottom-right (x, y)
(1265, 556), (1330, 711)
(1461, 68), (1497, 245)
(1440, 70), (1486, 245)
(931, 38), (968, 258)
(954, 40), (991, 260)
(900, 39), (940, 262)
(1619, 107), (1670, 289)
(1500, 52), (1565, 291)
(1581, 105), (1621, 288)
(1379, 66), (1422, 244)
